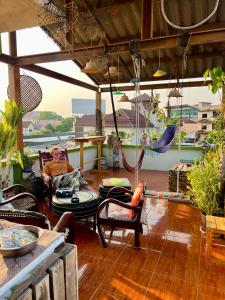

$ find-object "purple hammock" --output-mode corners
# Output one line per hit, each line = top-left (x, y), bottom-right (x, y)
(145, 125), (178, 153)
(120, 125), (177, 172)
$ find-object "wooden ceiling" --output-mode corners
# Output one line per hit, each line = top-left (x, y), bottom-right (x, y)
(1, 0), (225, 91)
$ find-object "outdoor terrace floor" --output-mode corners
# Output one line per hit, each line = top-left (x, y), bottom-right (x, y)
(41, 168), (225, 299)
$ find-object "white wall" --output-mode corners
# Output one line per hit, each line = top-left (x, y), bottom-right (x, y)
(102, 146), (202, 171)
(32, 147), (97, 176)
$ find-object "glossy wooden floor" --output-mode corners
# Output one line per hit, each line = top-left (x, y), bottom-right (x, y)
(42, 169), (225, 300)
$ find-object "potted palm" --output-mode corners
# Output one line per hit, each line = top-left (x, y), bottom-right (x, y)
(0, 99), (26, 189)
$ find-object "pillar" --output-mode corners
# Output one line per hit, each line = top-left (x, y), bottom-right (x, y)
(96, 91), (102, 135)
(8, 31), (23, 152)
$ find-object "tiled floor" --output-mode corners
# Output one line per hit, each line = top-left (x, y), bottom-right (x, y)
(40, 168), (225, 299)
(73, 169), (225, 300)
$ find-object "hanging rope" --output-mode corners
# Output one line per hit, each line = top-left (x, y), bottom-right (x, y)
(107, 64), (119, 137)
(161, 0), (220, 30)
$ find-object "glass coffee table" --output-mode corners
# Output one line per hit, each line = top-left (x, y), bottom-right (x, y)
(52, 190), (100, 230)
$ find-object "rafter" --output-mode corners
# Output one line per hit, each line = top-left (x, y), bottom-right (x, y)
(0, 54), (17, 64)
(100, 80), (210, 92)
(141, 0), (154, 39)
(15, 29), (225, 66)
(95, 0), (139, 10)
(22, 64), (98, 91)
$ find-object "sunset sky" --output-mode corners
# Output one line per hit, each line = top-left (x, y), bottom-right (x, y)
(0, 27), (220, 117)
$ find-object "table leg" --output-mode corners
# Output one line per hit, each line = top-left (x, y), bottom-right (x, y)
(80, 142), (84, 169)
(97, 141), (101, 173)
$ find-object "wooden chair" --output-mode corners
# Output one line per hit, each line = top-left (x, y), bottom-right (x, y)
(0, 209), (75, 243)
(2, 184), (38, 211)
(38, 149), (69, 172)
(38, 149), (69, 203)
(96, 181), (145, 248)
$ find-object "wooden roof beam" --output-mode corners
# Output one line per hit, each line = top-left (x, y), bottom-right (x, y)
(100, 80), (210, 92)
(0, 53), (17, 64)
(15, 28), (225, 66)
(22, 64), (98, 91)
(141, 0), (154, 39)
(95, 0), (139, 10)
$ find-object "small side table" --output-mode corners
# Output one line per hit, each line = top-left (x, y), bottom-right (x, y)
(206, 215), (225, 256)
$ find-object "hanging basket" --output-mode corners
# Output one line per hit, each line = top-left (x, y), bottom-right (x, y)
(7, 75), (42, 112)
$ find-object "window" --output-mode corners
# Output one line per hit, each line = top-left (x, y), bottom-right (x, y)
(202, 113), (207, 118)
(201, 125), (207, 130)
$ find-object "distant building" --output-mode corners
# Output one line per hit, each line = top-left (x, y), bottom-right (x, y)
(22, 121), (35, 135)
(74, 109), (154, 144)
(72, 98), (106, 116)
(197, 102), (220, 137)
(169, 104), (198, 122)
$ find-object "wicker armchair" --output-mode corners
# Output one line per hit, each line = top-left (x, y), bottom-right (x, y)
(2, 184), (37, 211)
(0, 209), (75, 243)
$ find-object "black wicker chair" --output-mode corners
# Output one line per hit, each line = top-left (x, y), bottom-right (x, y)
(0, 209), (75, 243)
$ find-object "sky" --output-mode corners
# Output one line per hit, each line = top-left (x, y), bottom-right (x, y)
(0, 27), (220, 117)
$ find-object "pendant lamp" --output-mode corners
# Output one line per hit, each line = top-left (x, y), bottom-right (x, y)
(168, 88), (183, 98)
(81, 60), (99, 73)
(118, 93), (130, 102)
(104, 66), (121, 77)
(113, 90), (124, 95)
(153, 68), (167, 78)
(153, 49), (167, 78)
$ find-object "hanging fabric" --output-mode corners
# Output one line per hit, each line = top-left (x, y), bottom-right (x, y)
(120, 146), (145, 173)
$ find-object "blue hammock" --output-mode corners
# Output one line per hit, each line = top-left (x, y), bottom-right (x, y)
(145, 125), (177, 153)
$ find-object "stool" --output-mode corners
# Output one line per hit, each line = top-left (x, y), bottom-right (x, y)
(206, 215), (225, 256)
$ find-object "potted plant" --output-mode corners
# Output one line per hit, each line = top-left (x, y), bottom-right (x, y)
(0, 99), (26, 189)
(187, 150), (223, 231)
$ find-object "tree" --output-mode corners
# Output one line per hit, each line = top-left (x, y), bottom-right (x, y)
(45, 124), (55, 132)
(39, 111), (63, 120)
(55, 117), (74, 132)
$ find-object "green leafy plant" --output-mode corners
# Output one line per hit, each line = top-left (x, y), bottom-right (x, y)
(205, 130), (225, 150)
(0, 100), (26, 188)
(176, 129), (187, 143)
(203, 66), (225, 95)
(187, 151), (222, 215)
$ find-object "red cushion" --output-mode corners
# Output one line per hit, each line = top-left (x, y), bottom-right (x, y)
(128, 181), (144, 219)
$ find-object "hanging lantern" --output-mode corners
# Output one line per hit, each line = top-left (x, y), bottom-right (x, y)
(113, 90), (124, 95)
(153, 49), (167, 78)
(118, 94), (130, 102)
(104, 66), (121, 77)
(168, 88), (183, 98)
(81, 60), (99, 73)
(153, 68), (167, 78)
